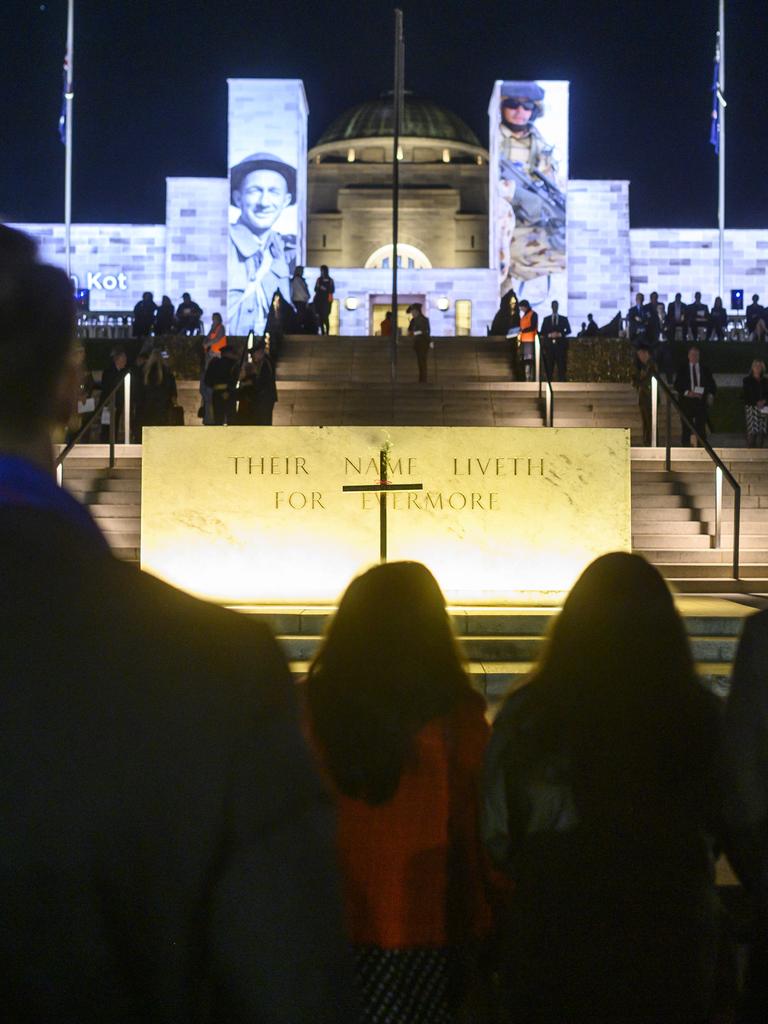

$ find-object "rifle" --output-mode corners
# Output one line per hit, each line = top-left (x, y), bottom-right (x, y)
(499, 158), (566, 240)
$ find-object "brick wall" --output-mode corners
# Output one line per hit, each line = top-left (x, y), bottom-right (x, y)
(165, 178), (228, 313)
(566, 180), (631, 328)
(10, 223), (166, 312)
(630, 229), (768, 306)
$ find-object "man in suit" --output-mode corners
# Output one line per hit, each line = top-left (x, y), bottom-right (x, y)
(673, 344), (717, 446)
(0, 226), (354, 1022)
(720, 609), (768, 1019)
(540, 300), (571, 381)
(686, 291), (709, 343)
(626, 292), (649, 347)
(665, 292), (687, 343)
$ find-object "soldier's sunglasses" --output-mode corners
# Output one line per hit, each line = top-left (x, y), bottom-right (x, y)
(503, 100), (535, 111)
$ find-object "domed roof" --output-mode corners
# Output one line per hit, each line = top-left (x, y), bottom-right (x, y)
(316, 93), (481, 148)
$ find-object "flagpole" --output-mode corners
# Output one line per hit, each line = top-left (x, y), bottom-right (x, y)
(390, 8), (404, 384)
(718, 0), (725, 299)
(64, 0), (74, 280)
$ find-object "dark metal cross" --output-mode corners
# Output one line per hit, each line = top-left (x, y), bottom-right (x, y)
(342, 447), (423, 562)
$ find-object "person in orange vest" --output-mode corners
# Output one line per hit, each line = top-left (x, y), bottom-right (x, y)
(518, 299), (538, 381)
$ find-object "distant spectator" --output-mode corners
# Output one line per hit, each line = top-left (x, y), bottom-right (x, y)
(204, 346), (239, 425)
(746, 294), (767, 342)
(490, 289), (519, 337)
(483, 553), (721, 1024)
(626, 292), (648, 345)
(197, 315), (226, 426)
(290, 265), (310, 313)
(306, 562), (495, 1024)
(407, 302), (431, 383)
(518, 299), (538, 381)
(132, 291), (157, 338)
(742, 360), (768, 448)
(206, 311), (227, 353)
(154, 295), (174, 335)
(265, 290), (288, 367)
(686, 291), (709, 342)
(665, 292), (687, 343)
(584, 312), (599, 337)
(137, 348), (177, 429)
(540, 300), (571, 381)
(643, 291), (665, 344)
(707, 296), (728, 342)
(380, 311), (393, 336)
(175, 292), (203, 335)
(313, 265), (335, 335)
(236, 342), (277, 425)
(673, 344), (717, 446)
(99, 346), (127, 442)
(632, 344), (658, 446)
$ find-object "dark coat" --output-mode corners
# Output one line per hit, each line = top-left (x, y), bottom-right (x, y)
(484, 682), (721, 1022)
(236, 358), (278, 424)
(743, 374), (768, 407)
(674, 361), (717, 399)
(0, 505), (354, 1023)
(137, 365), (177, 427)
(540, 314), (571, 342)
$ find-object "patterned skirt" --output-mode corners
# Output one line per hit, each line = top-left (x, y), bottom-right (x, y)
(354, 946), (455, 1024)
(746, 404), (768, 436)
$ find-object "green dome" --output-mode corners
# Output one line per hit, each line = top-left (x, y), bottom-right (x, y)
(316, 93), (481, 148)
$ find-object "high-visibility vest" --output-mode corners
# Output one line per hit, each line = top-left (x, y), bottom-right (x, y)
(520, 310), (537, 342)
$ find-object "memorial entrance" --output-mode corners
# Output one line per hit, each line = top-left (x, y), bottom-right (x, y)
(141, 426), (631, 606)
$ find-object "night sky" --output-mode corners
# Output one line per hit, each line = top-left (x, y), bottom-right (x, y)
(1, 0), (766, 229)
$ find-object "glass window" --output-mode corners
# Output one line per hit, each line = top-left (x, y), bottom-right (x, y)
(455, 299), (472, 336)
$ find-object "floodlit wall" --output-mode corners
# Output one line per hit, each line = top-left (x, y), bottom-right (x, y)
(630, 229), (768, 305)
(165, 178), (228, 311)
(227, 79), (308, 335)
(567, 180), (631, 326)
(9, 223), (166, 312)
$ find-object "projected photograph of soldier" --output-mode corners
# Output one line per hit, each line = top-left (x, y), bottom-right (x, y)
(228, 152), (297, 336)
(497, 81), (566, 298)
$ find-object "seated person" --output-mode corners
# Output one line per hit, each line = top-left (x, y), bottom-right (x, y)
(746, 294), (767, 342)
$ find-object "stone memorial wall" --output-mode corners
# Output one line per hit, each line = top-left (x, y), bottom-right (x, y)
(141, 425), (631, 605)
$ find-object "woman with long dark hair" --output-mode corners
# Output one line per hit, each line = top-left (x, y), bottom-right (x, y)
(484, 553), (721, 1023)
(305, 561), (494, 1024)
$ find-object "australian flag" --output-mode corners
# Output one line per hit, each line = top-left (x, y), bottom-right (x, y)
(58, 53), (69, 144)
(710, 39), (721, 154)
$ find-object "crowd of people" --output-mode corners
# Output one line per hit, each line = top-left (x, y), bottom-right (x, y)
(131, 267), (338, 342)
(132, 290), (204, 337)
(6, 223), (768, 1021)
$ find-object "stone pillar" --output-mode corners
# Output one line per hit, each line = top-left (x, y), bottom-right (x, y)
(165, 178), (229, 316)
(227, 80), (308, 335)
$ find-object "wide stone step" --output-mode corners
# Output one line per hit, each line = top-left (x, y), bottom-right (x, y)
(632, 521), (707, 536)
(80, 491), (141, 506)
(633, 508), (698, 522)
(634, 534), (712, 550)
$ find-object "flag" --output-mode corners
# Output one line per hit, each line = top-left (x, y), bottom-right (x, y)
(58, 53), (69, 144)
(710, 37), (720, 154)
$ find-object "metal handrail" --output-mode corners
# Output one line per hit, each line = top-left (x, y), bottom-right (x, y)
(654, 372), (740, 579)
(535, 335), (555, 427)
(55, 370), (130, 482)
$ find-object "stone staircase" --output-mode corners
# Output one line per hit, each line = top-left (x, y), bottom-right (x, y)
(55, 439), (767, 704)
(632, 449), (768, 593)
(233, 602), (750, 711)
(57, 445), (142, 562)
